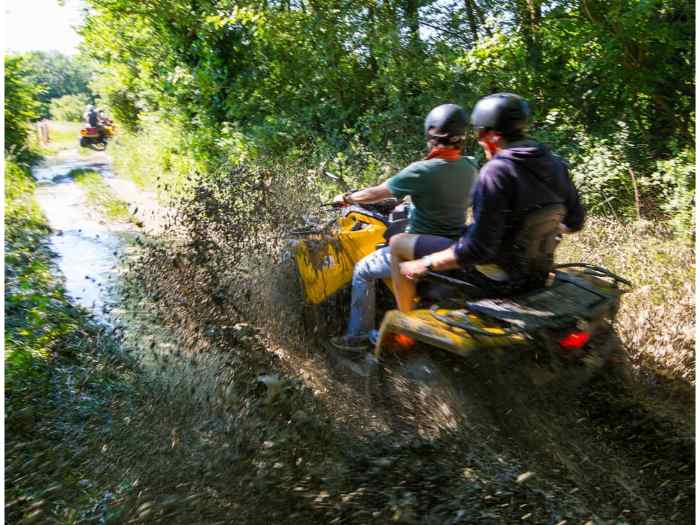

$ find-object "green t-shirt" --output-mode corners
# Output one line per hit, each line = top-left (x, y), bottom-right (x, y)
(386, 156), (477, 237)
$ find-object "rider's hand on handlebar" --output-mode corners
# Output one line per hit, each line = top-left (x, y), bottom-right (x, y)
(400, 259), (430, 281)
(333, 193), (350, 207)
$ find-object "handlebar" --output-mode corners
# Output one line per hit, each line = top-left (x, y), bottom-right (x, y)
(320, 201), (345, 209)
(320, 197), (400, 214)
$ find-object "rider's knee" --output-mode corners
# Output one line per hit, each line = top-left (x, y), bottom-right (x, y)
(389, 233), (410, 256)
(389, 232), (408, 248)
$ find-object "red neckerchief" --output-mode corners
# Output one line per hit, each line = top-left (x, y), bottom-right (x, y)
(425, 146), (461, 161)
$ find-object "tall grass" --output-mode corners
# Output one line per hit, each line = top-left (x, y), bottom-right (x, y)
(35, 120), (85, 156)
(4, 159), (81, 381)
(68, 168), (138, 224)
(558, 219), (695, 384)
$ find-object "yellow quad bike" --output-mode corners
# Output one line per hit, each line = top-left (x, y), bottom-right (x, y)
(290, 199), (632, 373)
(79, 123), (115, 150)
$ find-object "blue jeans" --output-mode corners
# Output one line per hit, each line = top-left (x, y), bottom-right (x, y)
(346, 247), (392, 337)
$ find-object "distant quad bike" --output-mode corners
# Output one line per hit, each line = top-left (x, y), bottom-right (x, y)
(79, 123), (114, 150)
(289, 190), (632, 382)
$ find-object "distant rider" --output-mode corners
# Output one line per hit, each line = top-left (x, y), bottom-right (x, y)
(98, 110), (112, 126)
(330, 104), (478, 351)
(84, 105), (99, 128)
(390, 93), (586, 312)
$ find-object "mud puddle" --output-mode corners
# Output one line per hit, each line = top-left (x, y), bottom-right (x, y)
(32, 150), (139, 325)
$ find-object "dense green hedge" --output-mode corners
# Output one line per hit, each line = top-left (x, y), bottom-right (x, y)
(4, 56), (41, 155)
(81, 0), (693, 230)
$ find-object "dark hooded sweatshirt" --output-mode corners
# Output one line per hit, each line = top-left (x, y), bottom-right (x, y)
(453, 139), (585, 271)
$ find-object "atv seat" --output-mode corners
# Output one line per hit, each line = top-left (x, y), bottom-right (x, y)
(418, 203), (567, 302)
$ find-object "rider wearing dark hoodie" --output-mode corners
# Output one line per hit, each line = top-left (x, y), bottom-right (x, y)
(453, 135), (584, 271)
(390, 93), (585, 312)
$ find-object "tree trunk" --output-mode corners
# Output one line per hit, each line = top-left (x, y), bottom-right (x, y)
(516, 0), (542, 69)
(403, 0), (422, 52)
(464, 0), (479, 44)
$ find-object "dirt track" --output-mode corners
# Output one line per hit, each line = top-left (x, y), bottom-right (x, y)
(14, 151), (694, 523)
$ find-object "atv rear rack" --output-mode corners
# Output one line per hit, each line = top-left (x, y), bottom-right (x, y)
(552, 263), (632, 288)
(428, 266), (629, 336)
(430, 306), (525, 336)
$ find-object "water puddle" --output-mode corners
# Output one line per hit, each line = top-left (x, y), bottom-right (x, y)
(33, 151), (139, 326)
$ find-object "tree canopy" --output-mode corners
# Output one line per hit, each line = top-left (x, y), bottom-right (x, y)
(11, 51), (95, 117)
(81, 0), (693, 150)
(78, 0), (694, 224)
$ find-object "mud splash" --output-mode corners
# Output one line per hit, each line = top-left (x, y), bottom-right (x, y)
(124, 162), (694, 523)
(24, 151), (693, 523)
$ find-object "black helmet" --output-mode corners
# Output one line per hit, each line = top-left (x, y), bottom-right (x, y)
(424, 103), (468, 143)
(470, 93), (530, 138)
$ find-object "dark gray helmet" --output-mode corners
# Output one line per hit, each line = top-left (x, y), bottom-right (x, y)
(470, 93), (530, 137)
(424, 103), (468, 142)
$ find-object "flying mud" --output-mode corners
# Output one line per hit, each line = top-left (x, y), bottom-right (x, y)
(123, 165), (694, 523)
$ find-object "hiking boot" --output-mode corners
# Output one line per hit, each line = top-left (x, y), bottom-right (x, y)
(329, 334), (370, 352)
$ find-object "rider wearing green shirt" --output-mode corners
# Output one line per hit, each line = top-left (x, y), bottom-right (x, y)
(330, 104), (477, 350)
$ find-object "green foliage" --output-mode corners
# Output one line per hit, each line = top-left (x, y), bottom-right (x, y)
(110, 115), (195, 196)
(13, 51), (95, 117)
(533, 113), (638, 217)
(643, 149), (696, 235)
(49, 93), (90, 122)
(4, 56), (41, 154)
(80, 0), (694, 232)
(4, 160), (83, 384)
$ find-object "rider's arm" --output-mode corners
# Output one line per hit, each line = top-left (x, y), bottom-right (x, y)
(334, 182), (393, 205)
(398, 244), (460, 280)
(453, 164), (512, 267)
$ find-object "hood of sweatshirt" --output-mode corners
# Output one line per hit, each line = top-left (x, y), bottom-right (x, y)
(494, 139), (563, 177)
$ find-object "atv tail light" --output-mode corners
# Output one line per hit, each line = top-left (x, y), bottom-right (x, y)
(559, 331), (591, 350)
(394, 334), (416, 347)
(386, 333), (416, 350)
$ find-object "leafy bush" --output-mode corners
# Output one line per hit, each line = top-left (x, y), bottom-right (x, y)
(643, 148), (696, 235)
(567, 131), (637, 218)
(110, 114), (196, 197)
(533, 113), (638, 217)
(4, 56), (40, 154)
(49, 94), (90, 122)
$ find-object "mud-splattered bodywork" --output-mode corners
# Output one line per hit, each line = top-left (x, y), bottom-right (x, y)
(291, 204), (628, 360)
(375, 269), (627, 358)
(291, 208), (389, 304)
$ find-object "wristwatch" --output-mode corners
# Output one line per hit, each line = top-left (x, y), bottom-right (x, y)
(420, 255), (434, 271)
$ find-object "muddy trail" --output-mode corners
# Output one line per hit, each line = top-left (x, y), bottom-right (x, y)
(15, 152), (694, 523)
